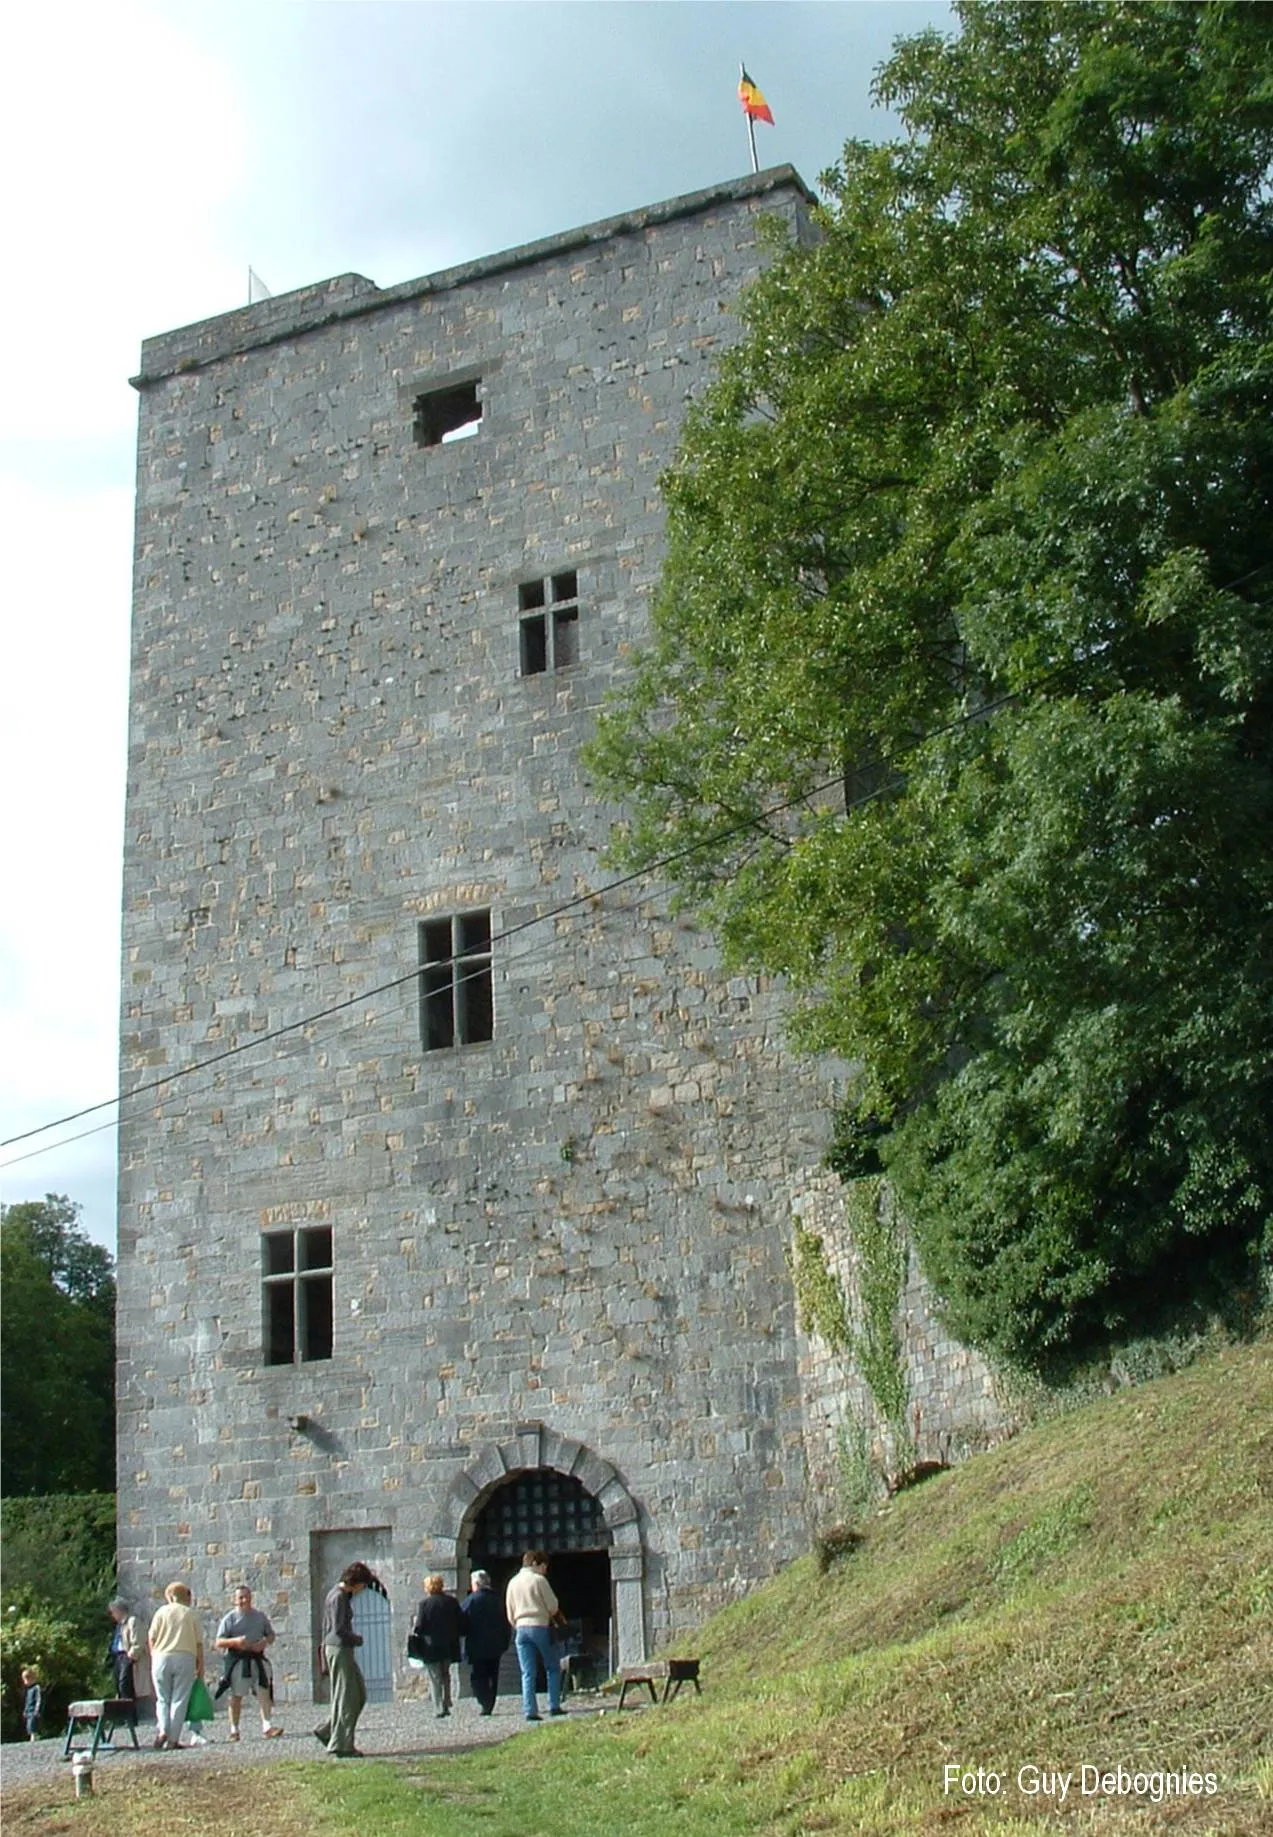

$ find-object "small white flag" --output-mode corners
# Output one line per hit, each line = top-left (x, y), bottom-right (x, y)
(248, 267), (273, 304)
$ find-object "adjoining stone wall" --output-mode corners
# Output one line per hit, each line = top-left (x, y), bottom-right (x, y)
(116, 170), (830, 1691)
(791, 1171), (1015, 1527)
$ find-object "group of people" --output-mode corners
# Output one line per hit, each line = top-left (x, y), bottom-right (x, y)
(408, 1569), (508, 1720)
(103, 1583), (284, 1751)
(407, 1552), (569, 1724)
(319, 1548), (572, 1757)
(18, 1551), (573, 1755)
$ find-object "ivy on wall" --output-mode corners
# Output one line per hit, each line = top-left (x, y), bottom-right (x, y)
(843, 1177), (908, 1431)
(790, 1178), (910, 1437)
(789, 1222), (852, 1354)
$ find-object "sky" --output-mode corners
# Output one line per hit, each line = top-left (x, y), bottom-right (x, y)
(0, 0), (954, 1254)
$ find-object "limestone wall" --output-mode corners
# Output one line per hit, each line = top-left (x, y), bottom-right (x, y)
(116, 171), (829, 1689)
(790, 1171), (1015, 1527)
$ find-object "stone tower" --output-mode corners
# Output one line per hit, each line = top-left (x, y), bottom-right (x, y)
(117, 168), (837, 1700)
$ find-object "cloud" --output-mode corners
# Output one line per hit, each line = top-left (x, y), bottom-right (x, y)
(0, 0), (953, 1252)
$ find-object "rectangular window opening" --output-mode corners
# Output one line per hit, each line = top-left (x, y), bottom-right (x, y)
(519, 573), (581, 675)
(263, 1226), (333, 1366)
(520, 614), (548, 677)
(553, 605), (580, 669)
(300, 1225), (333, 1272)
(264, 1282), (295, 1366)
(420, 911), (494, 1051)
(458, 911), (491, 953)
(299, 1272), (334, 1361)
(414, 380), (482, 448)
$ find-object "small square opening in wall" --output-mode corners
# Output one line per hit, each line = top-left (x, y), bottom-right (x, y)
(414, 380), (482, 447)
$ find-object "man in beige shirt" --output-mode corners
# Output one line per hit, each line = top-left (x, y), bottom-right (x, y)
(505, 1551), (566, 1722)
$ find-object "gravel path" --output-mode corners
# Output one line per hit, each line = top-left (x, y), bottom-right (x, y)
(0, 1691), (608, 1790)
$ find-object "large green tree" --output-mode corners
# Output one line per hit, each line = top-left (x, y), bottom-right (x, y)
(0, 1197), (116, 1494)
(588, 2), (1273, 1373)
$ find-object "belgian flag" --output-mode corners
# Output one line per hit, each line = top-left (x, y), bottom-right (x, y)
(737, 68), (774, 125)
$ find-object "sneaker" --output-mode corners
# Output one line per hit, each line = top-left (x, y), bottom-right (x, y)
(263, 1725), (284, 1739)
(186, 1732), (210, 1746)
(525, 1713), (542, 1722)
(549, 1707), (568, 1717)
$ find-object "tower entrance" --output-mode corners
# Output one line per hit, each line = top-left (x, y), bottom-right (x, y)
(468, 1468), (613, 1679)
(449, 1426), (646, 1670)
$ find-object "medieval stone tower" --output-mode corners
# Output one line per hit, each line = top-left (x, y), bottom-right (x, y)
(117, 168), (847, 1700)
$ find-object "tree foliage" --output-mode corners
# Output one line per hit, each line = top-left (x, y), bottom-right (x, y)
(0, 1607), (103, 1743)
(0, 1493), (116, 1738)
(587, 2), (1273, 1373)
(0, 1492), (118, 1630)
(0, 1197), (116, 1494)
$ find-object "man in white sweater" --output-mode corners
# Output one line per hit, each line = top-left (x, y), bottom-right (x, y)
(504, 1551), (566, 1722)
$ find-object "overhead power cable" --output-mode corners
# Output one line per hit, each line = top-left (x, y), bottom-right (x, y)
(8, 588), (1263, 1172)
(0, 920), (586, 1169)
(0, 669), (1105, 1166)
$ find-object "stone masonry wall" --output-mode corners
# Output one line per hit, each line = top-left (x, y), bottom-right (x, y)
(117, 171), (831, 1694)
(791, 1170), (1016, 1527)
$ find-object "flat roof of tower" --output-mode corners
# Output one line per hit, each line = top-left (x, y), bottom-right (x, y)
(132, 165), (814, 390)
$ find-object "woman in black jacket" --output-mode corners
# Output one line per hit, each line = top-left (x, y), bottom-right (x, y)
(410, 1574), (463, 1717)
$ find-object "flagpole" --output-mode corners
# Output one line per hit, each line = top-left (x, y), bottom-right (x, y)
(741, 63), (758, 174)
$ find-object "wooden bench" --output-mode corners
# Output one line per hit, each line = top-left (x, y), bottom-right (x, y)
(617, 1658), (701, 1709)
(62, 1699), (141, 1760)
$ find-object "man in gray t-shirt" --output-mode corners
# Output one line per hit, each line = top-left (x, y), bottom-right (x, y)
(213, 1586), (283, 1740)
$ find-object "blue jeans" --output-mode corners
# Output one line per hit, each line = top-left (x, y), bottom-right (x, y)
(514, 1625), (561, 1718)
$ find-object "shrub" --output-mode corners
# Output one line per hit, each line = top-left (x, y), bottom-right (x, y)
(0, 1607), (104, 1742)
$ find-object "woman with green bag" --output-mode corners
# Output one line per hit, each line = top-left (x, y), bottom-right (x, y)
(147, 1582), (205, 1750)
(185, 1675), (216, 1743)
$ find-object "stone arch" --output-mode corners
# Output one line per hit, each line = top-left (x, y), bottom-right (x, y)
(433, 1423), (646, 1667)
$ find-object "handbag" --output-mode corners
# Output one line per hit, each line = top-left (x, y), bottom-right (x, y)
(186, 1676), (215, 1723)
(406, 1631), (429, 1663)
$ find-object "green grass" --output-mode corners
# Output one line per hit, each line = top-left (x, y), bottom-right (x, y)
(6, 1339), (1270, 1834)
(376, 1338), (1273, 1835)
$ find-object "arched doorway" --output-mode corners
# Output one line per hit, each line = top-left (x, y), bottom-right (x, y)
(469, 1468), (613, 1683)
(446, 1425), (646, 1671)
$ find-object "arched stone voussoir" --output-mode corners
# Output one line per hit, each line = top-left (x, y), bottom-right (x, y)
(599, 1481), (638, 1528)
(497, 1435), (540, 1475)
(574, 1452), (617, 1495)
(610, 1515), (642, 1552)
(465, 1445), (510, 1491)
(448, 1469), (483, 1509)
(541, 1429), (584, 1475)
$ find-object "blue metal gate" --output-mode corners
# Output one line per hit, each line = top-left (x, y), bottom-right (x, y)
(351, 1582), (394, 1703)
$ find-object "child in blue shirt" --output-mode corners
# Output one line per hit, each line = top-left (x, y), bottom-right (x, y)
(21, 1667), (43, 1741)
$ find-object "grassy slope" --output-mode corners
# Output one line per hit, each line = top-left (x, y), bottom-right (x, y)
(5, 1341), (1270, 1836)
(351, 1338), (1273, 1836)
